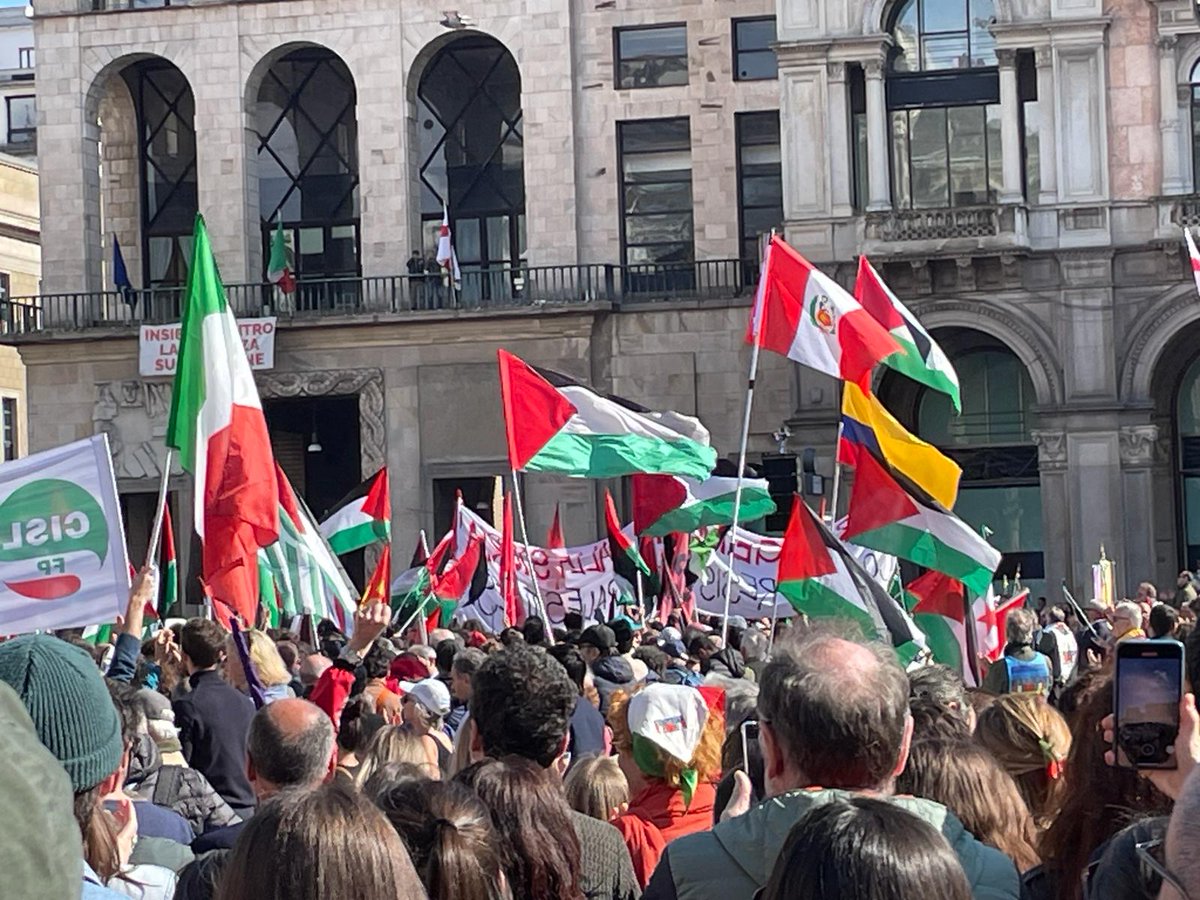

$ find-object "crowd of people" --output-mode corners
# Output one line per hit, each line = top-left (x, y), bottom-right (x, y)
(6, 564), (1200, 900)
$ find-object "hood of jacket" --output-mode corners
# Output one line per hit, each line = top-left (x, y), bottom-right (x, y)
(706, 647), (746, 679)
(592, 654), (636, 685)
(125, 731), (163, 788)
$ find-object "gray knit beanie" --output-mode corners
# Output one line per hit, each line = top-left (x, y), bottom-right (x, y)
(0, 634), (123, 792)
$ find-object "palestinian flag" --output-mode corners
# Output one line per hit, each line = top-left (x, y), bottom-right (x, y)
(498, 350), (716, 480)
(157, 503), (179, 620)
(904, 571), (975, 685)
(855, 256), (959, 411)
(391, 530), (453, 614)
(777, 495), (925, 654)
(360, 544), (391, 608)
(632, 473), (776, 536)
(410, 530), (431, 568)
(82, 622), (114, 646)
(268, 215), (295, 294)
(606, 489), (651, 582)
(547, 505), (566, 550)
(843, 452), (1001, 598)
(319, 468), (391, 555)
(421, 530), (484, 632)
(165, 215), (279, 626)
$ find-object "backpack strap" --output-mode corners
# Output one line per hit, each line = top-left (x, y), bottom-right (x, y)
(153, 765), (184, 810)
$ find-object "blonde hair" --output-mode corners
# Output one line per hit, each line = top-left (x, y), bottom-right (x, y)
(974, 694), (1071, 827)
(355, 724), (436, 786)
(225, 629), (292, 689)
(564, 756), (629, 822)
(608, 688), (723, 788)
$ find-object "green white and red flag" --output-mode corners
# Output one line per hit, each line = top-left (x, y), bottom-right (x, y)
(426, 529), (483, 632)
(319, 468), (391, 555)
(904, 570), (976, 685)
(165, 215), (279, 626)
(157, 502), (178, 620)
(268, 215), (295, 294)
(632, 473), (776, 536)
(498, 349), (716, 480)
(606, 489), (651, 580)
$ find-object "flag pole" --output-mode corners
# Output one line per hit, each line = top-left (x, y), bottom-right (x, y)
(144, 449), (173, 568)
(828, 381), (846, 523)
(511, 468), (547, 622)
(719, 235), (773, 647)
(963, 588), (983, 687)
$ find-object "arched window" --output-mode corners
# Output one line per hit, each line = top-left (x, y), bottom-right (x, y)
(123, 60), (197, 288)
(884, 0), (1033, 210)
(1177, 356), (1200, 568)
(256, 48), (359, 303)
(913, 340), (1043, 591)
(417, 36), (525, 305)
(1190, 59), (1200, 192)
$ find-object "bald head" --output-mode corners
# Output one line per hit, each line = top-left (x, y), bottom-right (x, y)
(759, 632), (910, 793)
(246, 698), (336, 799)
(299, 653), (331, 688)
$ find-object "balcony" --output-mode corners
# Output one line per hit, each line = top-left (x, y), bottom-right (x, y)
(861, 204), (1028, 255)
(0, 259), (757, 338)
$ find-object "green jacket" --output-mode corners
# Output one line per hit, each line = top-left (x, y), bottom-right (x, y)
(642, 788), (1020, 900)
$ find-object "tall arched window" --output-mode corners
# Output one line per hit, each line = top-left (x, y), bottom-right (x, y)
(417, 36), (525, 305)
(885, 0), (1028, 209)
(1190, 59), (1200, 192)
(1177, 356), (1200, 568)
(914, 341), (1043, 591)
(256, 48), (359, 304)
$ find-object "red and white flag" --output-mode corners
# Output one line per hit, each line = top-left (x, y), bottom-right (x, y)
(436, 204), (461, 286)
(747, 235), (899, 390)
(1185, 228), (1200, 298)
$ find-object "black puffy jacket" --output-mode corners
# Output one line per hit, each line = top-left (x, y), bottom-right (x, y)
(125, 733), (241, 837)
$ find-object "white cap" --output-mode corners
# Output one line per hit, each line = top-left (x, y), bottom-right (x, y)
(398, 677), (452, 717)
(627, 683), (709, 764)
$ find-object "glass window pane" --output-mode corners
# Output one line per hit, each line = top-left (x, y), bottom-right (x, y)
(622, 119), (691, 153)
(922, 0), (968, 33)
(969, 0), (997, 66)
(737, 50), (777, 81)
(619, 26), (686, 59)
(1186, 478), (1200, 546)
(1182, 360), (1200, 436)
(947, 106), (986, 206)
(986, 103), (1003, 202)
(625, 212), (693, 244)
(617, 26), (688, 89)
(891, 110), (913, 209)
(922, 33), (970, 70)
(853, 112), (869, 210)
(909, 107), (949, 208)
(891, 0), (919, 72)
(1023, 100), (1040, 199)
(735, 18), (775, 52)
(954, 485), (1042, 552)
(625, 181), (692, 214)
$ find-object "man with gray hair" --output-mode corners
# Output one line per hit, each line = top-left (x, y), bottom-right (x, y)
(191, 697), (336, 853)
(1112, 600), (1146, 641)
(982, 607), (1053, 696)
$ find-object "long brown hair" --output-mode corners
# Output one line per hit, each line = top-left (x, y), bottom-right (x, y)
(216, 783), (425, 900)
(896, 737), (1040, 873)
(369, 778), (508, 900)
(1037, 673), (1173, 900)
(455, 756), (584, 900)
(75, 785), (120, 881)
(974, 694), (1071, 827)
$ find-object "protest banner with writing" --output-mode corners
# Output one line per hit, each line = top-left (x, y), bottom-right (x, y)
(140, 317), (277, 377)
(691, 527), (794, 619)
(454, 505), (631, 631)
(0, 435), (130, 635)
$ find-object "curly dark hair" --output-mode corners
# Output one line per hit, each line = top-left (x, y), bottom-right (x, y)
(470, 644), (576, 768)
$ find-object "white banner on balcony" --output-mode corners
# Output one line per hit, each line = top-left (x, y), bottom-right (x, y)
(139, 317), (278, 377)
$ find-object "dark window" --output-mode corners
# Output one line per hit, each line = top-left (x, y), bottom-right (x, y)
(733, 17), (777, 81)
(849, 65), (868, 211)
(615, 25), (689, 89)
(6, 95), (34, 147)
(890, 104), (1001, 209)
(889, 0), (996, 72)
(17, 48), (33, 69)
(122, 63), (198, 289)
(736, 111), (783, 262)
(2, 396), (16, 461)
(1189, 60), (1200, 192)
(256, 48), (360, 289)
(618, 117), (694, 265)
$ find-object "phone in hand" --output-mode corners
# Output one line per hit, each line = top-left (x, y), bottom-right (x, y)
(740, 719), (759, 773)
(1114, 639), (1185, 770)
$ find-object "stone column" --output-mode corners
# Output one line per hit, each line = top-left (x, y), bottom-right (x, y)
(1035, 46), (1058, 205)
(1159, 36), (1186, 195)
(1119, 424), (1162, 590)
(827, 62), (853, 217)
(864, 59), (891, 211)
(997, 49), (1024, 204)
(1032, 429), (1071, 594)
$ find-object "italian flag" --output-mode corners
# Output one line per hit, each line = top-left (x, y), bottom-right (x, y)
(843, 452), (1001, 598)
(777, 495), (925, 655)
(268, 216), (295, 294)
(165, 215), (280, 625)
(748, 236), (899, 390)
(632, 473), (776, 536)
(606, 489), (651, 579)
(319, 468), (391, 555)
(904, 571), (976, 685)
(498, 349), (716, 480)
(855, 256), (960, 412)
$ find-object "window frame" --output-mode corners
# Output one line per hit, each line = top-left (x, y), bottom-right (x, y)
(616, 116), (695, 267)
(5, 95), (35, 148)
(735, 110), (783, 263)
(613, 23), (689, 90)
(2, 395), (17, 462)
(732, 16), (778, 82)
(17, 47), (32, 69)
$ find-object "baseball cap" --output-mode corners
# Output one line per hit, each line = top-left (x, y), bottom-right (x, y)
(399, 677), (452, 718)
(578, 624), (617, 652)
(659, 638), (688, 661)
(627, 683), (709, 765)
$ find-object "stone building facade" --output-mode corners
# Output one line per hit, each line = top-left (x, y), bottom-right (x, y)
(11, 0), (1200, 601)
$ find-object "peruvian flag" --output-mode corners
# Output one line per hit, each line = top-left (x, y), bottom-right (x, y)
(1186, 228), (1200, 298)
(748, 235), (899, 389)
(436, 204), (461, 286)
(166, 215), (279, 625)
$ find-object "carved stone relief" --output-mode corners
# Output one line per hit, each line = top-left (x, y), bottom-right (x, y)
(1031, 429), (1067, 472)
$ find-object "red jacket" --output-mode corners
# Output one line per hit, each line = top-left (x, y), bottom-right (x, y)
(612, 780), (717, 887)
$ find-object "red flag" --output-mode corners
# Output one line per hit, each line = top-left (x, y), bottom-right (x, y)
(426, 530), (483, 633)
(907, 570), (966, 623)
(360, 544), (391, 608)
(547, 505), (566, 550)
(499, 493), (522, 627)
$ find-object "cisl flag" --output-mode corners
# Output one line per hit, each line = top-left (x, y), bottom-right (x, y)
(0, 434), (130, 635)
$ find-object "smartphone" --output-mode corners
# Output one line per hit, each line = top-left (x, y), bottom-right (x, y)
(740, 719), (760, 772)
(1114, 639), (1185, 769)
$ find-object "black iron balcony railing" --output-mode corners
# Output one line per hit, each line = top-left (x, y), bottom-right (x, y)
(0, 260), (758, 337)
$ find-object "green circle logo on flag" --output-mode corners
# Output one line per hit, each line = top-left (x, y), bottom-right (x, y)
(0, 479), (109, 600)
(809, 294), (837, 335)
